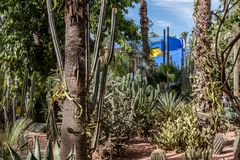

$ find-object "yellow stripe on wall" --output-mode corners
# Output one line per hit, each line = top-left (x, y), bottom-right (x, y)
(150, 48), (162, 57)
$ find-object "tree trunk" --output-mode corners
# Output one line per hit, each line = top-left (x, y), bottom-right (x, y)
(233, 4), (240, 97)
(234, 41), (240, 96)
(139, 0), (150, 62)
(192, 0), (211, 112)
(60, 0), (88, 159)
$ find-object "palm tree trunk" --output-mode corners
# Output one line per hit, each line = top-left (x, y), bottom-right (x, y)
(233, 4), (240, 97)
(234, 41), (240, 96)
(60, 0), (88, 159)
(192, 0), (212, 112)
(139, 0), (150, 62)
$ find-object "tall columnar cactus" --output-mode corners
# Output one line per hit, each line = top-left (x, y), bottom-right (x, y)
(20, 68), (28, 116)
(12, 76), (18, 124)
(27, 72), (36, 118)
(3, 73), (10, 130)
(116, 70), (160, 136)
(120, 70), (160, 112)
(98, 69), (160, 157)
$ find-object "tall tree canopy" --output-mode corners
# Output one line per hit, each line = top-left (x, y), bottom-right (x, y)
(0, 0), (141, 75)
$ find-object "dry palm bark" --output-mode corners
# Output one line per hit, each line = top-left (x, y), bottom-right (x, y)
(192, 0), (212, 113)
(233, 40), (240, 96)
(139, 0), (150, 62)
(233, 3), (240, 97)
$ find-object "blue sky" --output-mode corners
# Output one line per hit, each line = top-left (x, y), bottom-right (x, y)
(127, 0), (220, 38)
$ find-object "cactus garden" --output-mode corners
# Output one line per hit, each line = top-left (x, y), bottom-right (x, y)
(0, 0), (240, 160)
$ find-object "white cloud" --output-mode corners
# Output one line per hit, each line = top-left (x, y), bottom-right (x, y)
(150, 0), (193, 21)
(150, 0), (220, 21)
(152, 20), (171, 27)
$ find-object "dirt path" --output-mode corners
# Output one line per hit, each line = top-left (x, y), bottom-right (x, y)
(93, 132), (236, 160)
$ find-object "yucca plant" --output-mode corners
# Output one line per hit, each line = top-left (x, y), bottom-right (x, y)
(156, 92), (185, 120)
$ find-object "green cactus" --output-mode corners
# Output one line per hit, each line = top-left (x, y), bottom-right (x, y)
(27, 72), (36, 118)
(150, 149), (166, 160)
(91, 59), (101, 115)
(213, 134), (225, 155)
(184, 147), (212, 160)
(20, 68), (29, 116)
(12, 76), (19, 124)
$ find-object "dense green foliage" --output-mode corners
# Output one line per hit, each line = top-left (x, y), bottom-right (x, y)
(0, 0), (59, 75)
(90, 0), (141, 47)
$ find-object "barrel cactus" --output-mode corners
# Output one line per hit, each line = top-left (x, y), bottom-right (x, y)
(213, 134), (225, 155)
(150, 149), (166, 160)
(184, 147), (212, 160)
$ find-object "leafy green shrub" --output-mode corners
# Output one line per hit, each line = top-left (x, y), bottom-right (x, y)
(155, 106), (213, 151)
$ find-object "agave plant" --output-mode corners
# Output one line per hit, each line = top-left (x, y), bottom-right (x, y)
(156, 92), (185, 120)
(6, 118), (32, 147)
(7, 137), (60, 160)
(0, 117), (32, 159)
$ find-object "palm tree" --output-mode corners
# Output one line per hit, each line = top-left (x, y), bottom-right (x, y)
(139, 0), (150, 62)
(181, 32), (188, 48)
(180, 32), (188, 68)
(192, 0), (212, 112)
(60, 1), (88, 159)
